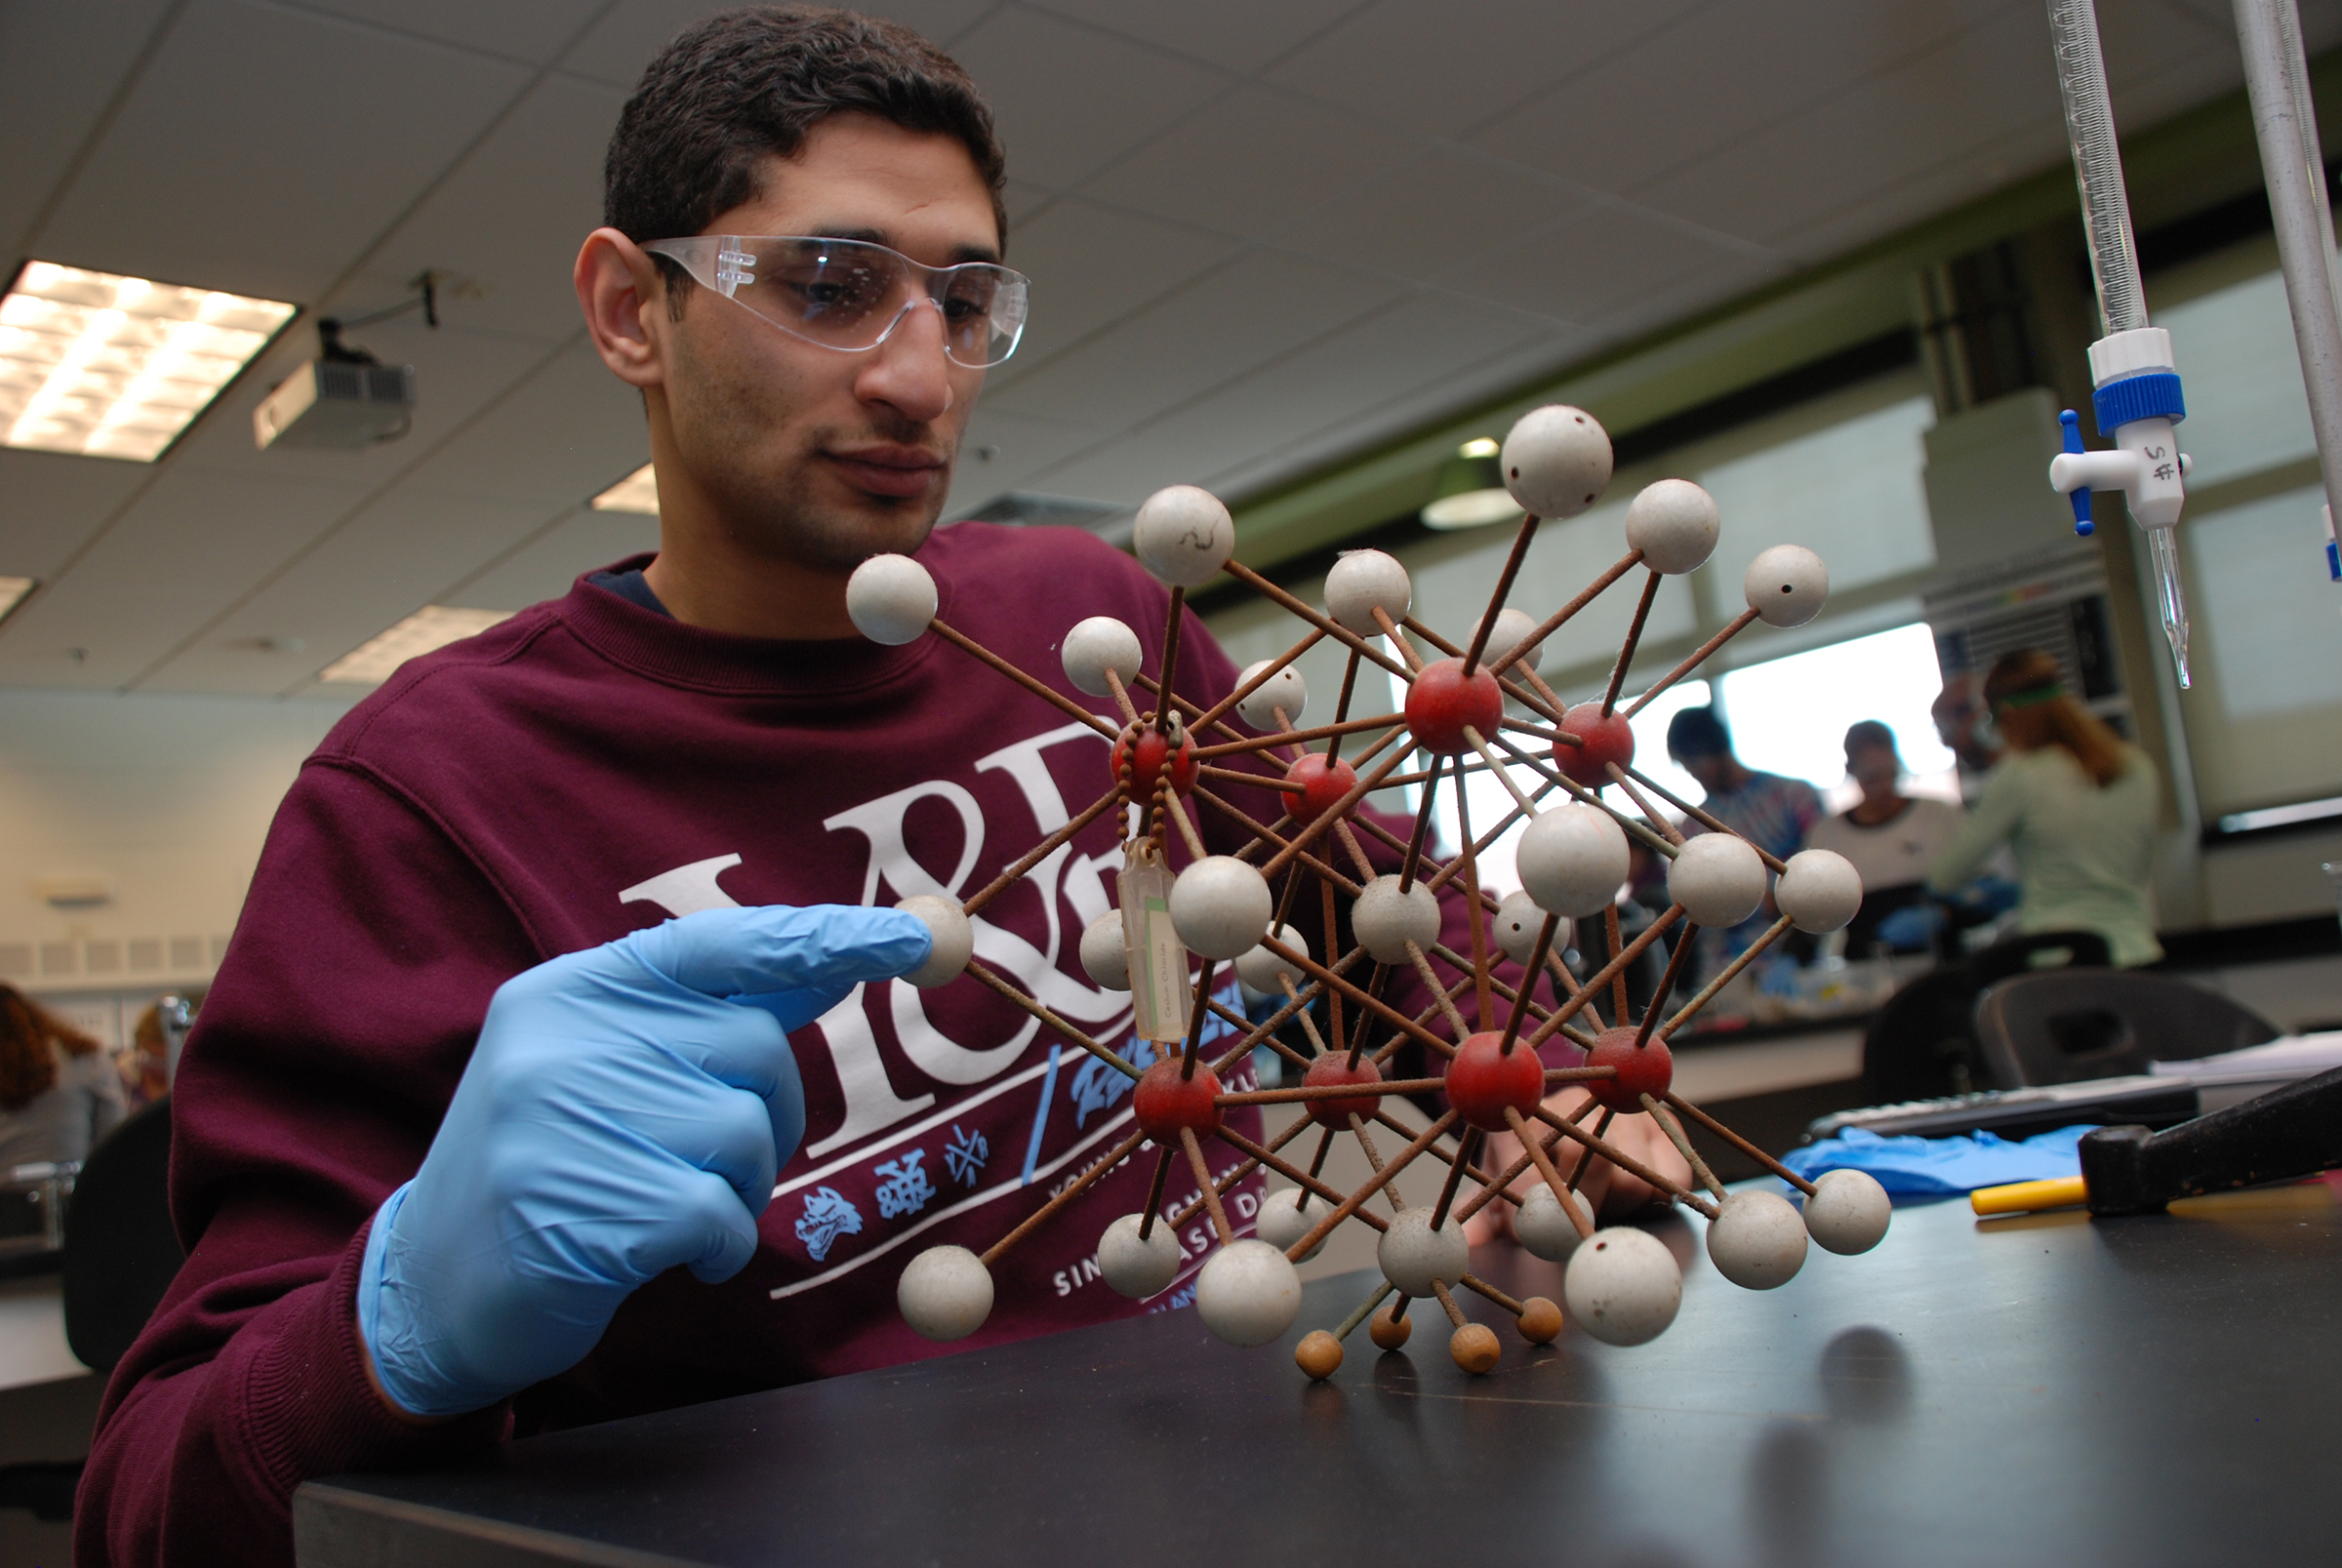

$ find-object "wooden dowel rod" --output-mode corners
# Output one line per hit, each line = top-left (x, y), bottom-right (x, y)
(1642, 1093), (1728, 1201)
(931, 618), (1116, 738)
(1664, 1091), (1817, 1196)
(1601, 569), (1665, 715)
(1215, 1077), (1444, 1106)
(1192, 624), (1327, 734)
(1463, 512), (1542, 675)
(960, 785), (1123, 916)
(1191, 712), (1405, 760)
(1179, 1126), (1234, 1247)
(1623, 607), (1759, 718)
(1283, 1110), (1460, 1261)
(1533, 1103), (1718, 1220)
(1484, 547), (1643, 678)
(964, 960), (1140, 1079)
(1659, 913), (1795, 1038)
(1458, 1272), (1526, 1316)
(981, 1126), (1148, 1266)
(1505, 1105), (1597, 1240)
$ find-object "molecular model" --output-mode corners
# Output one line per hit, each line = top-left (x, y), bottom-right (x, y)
(842, 402), (1893, 1380)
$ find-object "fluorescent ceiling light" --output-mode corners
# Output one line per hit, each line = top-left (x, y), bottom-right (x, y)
(592, 462), (659, 514)
(2216, 796), (2342, 834)
(0, 261), (296, 462)
(319, 606), (512, 686)
(0, 577), (33, 624)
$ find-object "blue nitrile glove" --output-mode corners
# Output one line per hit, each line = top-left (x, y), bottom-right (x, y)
(1876, 903), (1947, 950)
(358, 904), (930, 1418)
(1756, 959), (1803, 998)
(1782, 1124), (2090, 1195)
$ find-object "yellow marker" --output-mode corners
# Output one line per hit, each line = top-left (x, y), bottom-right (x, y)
(1970, 1175), (2089, 1216)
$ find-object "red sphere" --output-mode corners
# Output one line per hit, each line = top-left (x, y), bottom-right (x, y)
(1281, 751), (1358, 826)
(1302, 1051), (1383, 1129)
(1112, 723), (1197, 799)
(1442, 1030), (1547, 1132)
(1586, 1025), (1673, 1113)
(1132, 1058), (1223, 1142)
(1404, 658), (1504, 757)
(1553, 701), (1635, 788)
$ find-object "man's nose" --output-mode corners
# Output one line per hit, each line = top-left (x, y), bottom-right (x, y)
(855, 298), (955, 423)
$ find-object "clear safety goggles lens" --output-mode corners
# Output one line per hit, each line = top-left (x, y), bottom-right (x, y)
(641, 235), (1028, 369)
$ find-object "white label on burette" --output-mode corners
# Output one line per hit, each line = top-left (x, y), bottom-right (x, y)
(1119, 841), (1191, 1042)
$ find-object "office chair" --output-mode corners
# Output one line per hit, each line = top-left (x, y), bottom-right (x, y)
(61, 1096), (184, 1374)
(1861, 930), (2112, 1103)
(1974, 970), (2280, 1088)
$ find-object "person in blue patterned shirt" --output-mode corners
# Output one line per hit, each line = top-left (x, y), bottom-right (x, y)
(1667, 706), (1823, 982)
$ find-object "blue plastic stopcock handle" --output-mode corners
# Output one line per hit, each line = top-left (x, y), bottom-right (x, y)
(2060, 409), (2094, 537)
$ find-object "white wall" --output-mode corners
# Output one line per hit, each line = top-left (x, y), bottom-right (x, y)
(0, 688), (354, 997)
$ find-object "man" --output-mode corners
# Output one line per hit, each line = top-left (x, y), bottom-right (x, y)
(1665, 705), (1821, 977)
(1806, 721), (1967, 957)
(1931, 671), (2006, 795)
(79, 14), (1676, 1562)
(78, 15), (1282, 1564)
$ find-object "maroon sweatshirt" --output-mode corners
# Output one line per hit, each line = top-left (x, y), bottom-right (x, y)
(76, 522), (1544, 1566)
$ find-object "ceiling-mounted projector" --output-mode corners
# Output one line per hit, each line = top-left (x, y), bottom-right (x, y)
(254, 281), (439, 451)
(253, 356), (414, 450)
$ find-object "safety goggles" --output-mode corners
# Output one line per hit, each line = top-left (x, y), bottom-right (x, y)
(642, 234), (1029, 369)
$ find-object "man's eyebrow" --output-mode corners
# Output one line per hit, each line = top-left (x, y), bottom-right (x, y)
(803, 225), (1003, 265)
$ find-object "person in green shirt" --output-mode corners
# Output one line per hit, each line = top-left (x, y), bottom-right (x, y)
(1927, 648), (2162, 966)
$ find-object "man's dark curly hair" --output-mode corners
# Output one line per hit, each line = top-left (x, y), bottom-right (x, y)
(605, 6), (1008, 310)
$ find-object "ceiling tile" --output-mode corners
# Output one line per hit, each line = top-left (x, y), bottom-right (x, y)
(1274, 148), (1595, 284)
(391, 339), (649, 506)
(1266, 0), (1712, 141)
(162, 323), (575, 494)
(0, 0), (173, 261)
(983, 248), (1404, 429)
(0, 452), (157, 582)
(949, 7), (1232, 191)
(140, 491), (559, 694)
(285, 0), (607, 62)
(989, 197), (1243, 370)
(945, 407), (1118, 514)
(437, 505), (660, 610)
(1444, 201), (1755, 324)
(33, 0), (531, 305)
(0, 466), (368, 688)
(1466, 0), (2012, 201)
(558, 0), (1000, 88)
(1030, 0), (1363, 77)
(1075, 83), (1416, 241)
(1031, 291), (1545, 498)
(332, 72), (627, 346)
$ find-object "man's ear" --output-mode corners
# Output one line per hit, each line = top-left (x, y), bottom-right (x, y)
(576, 227), (668, 388)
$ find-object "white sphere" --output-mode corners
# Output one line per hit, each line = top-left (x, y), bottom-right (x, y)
(1624, 478), (1719, 575)
(1515, 805), (1631, 919)
(1233, 924), (1307, 994)
(1500, 404), (1613, 519)
(1079, 912), (1130, 991)
(1803, 1168), (1891, 1255)
(1777, 849), (1863, 934)
(898, 1245), (993, 1341)
(1562, 1226), (1681, 1347)
(1473, 606), (1544, 672)
(1194, 1238), (1302, 1347)
(1352, 873), (1441, 964)
(1514, 1183), (1591, 1263)
(1061, 616), (1142, 698)
(1132, 484), (1234, 588)
(1377, 1206), (1471, 1297)
(1744, 543), (1829, 627)
(1235, 661), (1307, 730)
(1324, 549), (1411, 634)
(1168, 856), (1272, 961)
(895, 894), (973, 987)
(1666, 833), (1767, 930)
(844, 554), (937, 645)
(1254, 1188), (1335, 1262)
(1492, 891), (1558, 967)
(1705, 1190), (1808, 1290)
(1098, 1213), (1182, 1299)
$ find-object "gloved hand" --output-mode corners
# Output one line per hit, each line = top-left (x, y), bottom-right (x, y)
(358, 904), (930, 1418)
(1876, 902), (1947, 951)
